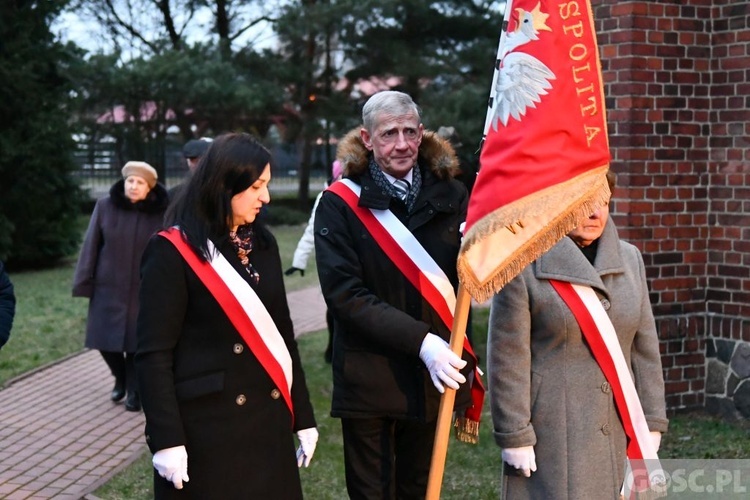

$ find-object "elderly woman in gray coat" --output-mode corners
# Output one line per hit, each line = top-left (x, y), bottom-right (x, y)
(487, 177), (668, 500)
(73, 161), (168, 412)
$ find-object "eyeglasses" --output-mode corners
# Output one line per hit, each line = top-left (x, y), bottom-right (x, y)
(378, 128), (420, 144)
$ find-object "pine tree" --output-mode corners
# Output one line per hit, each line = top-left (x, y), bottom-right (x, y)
(0, 0), (86, 266)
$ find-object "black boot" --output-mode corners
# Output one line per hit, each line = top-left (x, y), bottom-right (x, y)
(124, 353), (140, 411)
(324, 309), (334, 364)
(125, 391), (141, 412)
(100, 351), (126, 402)
(111, 378), (126, 402)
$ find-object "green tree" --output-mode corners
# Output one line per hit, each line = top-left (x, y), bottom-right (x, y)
(0, 0), (87, 266)
(261, 0), (503, 202)
(64, 1), (290, 180)
(336, 0), (500, 139)
(273, 0), (355, 205)
(58, 0), (505, 204)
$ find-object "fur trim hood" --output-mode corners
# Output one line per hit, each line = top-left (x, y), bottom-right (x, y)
(336, 127), (460, 180)
(110, 179), (169, 214)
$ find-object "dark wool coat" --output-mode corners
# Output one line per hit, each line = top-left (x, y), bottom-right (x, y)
(314, 129), (476, 421)
(135, 229), (316, 500)
(72, 180), (169, 353)
(0, 261), (15, 349)
(488, 220), (669, 500)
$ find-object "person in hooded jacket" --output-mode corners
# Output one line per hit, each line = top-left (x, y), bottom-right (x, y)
(72, 161), (169, 412)
(313, 90), (477, 499)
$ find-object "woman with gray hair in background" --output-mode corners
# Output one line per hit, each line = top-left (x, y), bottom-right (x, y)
(73, 161), (168, 412)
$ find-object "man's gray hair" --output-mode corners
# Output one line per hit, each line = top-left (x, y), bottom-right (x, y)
(362, 91), (422, 133)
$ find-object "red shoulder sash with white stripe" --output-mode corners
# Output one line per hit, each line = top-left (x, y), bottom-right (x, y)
(327, 179), (485, 424)
(549, 280), (662, 491)
(159, 228), (294, 423)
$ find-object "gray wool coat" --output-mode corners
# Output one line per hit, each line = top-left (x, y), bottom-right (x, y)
(488, 220), (668, 500)
(72, 180), (169, 353)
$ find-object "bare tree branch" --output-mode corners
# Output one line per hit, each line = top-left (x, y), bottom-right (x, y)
(153, 0), (183, 50)
(228, 15), (275, 42)
(102, 0), (161, 54)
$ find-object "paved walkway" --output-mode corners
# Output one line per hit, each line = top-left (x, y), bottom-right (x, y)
(0, 286), (327, 500)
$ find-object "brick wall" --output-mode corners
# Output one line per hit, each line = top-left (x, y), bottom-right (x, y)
(593, 0), (750, 417)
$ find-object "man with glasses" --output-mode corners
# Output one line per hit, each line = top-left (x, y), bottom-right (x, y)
(314, 90), (476, 499)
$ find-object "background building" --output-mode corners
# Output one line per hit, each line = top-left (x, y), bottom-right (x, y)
(596, 0), (749, 419)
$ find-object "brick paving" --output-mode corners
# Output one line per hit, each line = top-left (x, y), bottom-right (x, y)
(0, 286), (327, 500)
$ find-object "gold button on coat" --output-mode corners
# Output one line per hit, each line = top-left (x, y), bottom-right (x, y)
(601, 423), (611, 435)
(236, 394), (247, 405)
(270, 389), (281, 400)
(601, 381), (610, 393)
(233, 343), (244, 354)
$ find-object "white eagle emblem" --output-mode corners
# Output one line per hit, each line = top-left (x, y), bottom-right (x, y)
(491, 3), (556, 129)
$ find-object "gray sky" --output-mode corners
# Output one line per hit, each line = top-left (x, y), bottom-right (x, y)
(51, 6), (277, 58)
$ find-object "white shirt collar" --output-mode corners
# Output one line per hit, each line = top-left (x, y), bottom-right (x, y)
(382, 168), (413, 186)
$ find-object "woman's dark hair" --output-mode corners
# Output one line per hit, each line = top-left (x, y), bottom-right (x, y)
(165, 132), (273, 259)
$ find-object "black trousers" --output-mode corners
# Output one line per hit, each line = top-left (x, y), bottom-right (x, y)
(324, 309), (334, 362)
(341, 417), (437, 500)
(99, 350), (137, 395)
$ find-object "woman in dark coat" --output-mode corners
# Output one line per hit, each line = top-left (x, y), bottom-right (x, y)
(135, 132), (317, 499)
(72, 161), (168, 411)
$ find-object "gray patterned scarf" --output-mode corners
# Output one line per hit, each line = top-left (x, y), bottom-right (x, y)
(367, 158), (422, 212)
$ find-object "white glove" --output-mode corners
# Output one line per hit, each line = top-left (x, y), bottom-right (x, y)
(153, 445), (189, 489)
(650, 431), (662, 453)
(419, 333), (467, 393)
(296, 427), (319, 468)
(502, 446), (537, 477)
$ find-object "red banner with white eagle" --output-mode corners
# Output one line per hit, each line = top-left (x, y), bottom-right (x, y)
(457, 0), (611, 303)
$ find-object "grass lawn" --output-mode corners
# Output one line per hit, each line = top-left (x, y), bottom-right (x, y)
(94, 306), (750, 499)
(0, 256), (88, 384)
(2, 220), (748, 499)
(93, 319), (503, 499)
(0, 223), (313, 386)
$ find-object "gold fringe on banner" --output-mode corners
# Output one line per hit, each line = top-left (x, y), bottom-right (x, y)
(453, 415), (480, 444)
(458, 167), (611, 303)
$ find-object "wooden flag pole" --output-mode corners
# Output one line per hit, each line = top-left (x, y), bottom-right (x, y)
(425, 284), (473, 500)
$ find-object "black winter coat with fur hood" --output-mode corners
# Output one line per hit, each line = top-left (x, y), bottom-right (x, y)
(313, 128), (476, 420)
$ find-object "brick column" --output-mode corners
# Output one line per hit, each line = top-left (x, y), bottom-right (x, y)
(592, 0), (749, 415)
(703, 0), (750, 420)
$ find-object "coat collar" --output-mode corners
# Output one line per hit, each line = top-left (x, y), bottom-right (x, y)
(336, 126), (461, 214)
(356, 163), (455, 211)
(110, 179), (169, 213)
(535, 219), (624, 294)
(336, 127), (460, 180)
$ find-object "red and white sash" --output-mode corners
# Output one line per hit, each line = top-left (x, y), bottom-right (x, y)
(327, 180), (485, 423)
(549, 280), (663, 493)
(159, 228), (294, 420)
(329, 179), (458, 327)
